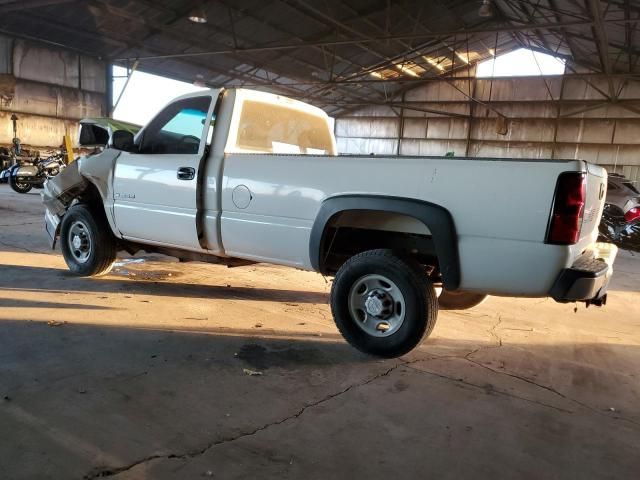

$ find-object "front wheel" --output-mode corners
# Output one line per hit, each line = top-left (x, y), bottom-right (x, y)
(60, 204), (117, 276)
(438, 290), (488, 310)
(9, 175), (32, 193)
(330, 249), (438, 358)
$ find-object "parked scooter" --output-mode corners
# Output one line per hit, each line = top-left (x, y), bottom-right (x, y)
(8, 153), (66, 194)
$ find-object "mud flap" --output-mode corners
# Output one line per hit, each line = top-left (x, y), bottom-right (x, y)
(44, 208), (60, 249)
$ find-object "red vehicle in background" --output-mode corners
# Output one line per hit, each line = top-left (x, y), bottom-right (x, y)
(599, 173), (640, 251)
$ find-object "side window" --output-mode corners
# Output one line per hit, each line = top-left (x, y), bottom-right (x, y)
(139, 96), (212, 154)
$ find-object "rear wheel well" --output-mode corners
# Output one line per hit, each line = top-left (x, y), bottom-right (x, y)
(319, 210), (441, 278)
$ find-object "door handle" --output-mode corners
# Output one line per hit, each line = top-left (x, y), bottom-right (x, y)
(177, 167), (195, 180)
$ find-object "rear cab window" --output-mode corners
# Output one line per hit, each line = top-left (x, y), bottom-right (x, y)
(225, 90), (336, 156)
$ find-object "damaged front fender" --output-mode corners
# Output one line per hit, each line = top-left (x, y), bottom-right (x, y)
(42, 159), (87, 216)
(42, 149), (123, 248)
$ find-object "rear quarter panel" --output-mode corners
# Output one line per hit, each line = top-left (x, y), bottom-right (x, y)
(220, 154), (585, 296)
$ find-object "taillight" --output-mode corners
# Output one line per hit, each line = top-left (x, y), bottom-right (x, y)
(625, 207), (640, 223)
(546, 172), (586, 245)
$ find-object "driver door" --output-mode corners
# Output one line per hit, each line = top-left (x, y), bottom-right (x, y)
(113, 95), (214, 250)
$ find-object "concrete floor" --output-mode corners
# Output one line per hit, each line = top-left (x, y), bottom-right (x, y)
(0, 183), (639, 480)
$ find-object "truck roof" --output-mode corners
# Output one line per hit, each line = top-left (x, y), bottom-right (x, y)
(168, 87), (330, 120)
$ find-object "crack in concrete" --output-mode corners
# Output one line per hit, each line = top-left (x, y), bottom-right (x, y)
(0, 238), (41, 254)
(71, 309), (640, 478)
(440, 316), (640, 429)
(404, 364), (573, 414)
(83, 362), (405, 479)
(411, 316), (640, 429)
(0, 221), (41, 227)
(462, 315), (503, 360)
(461, 357), (640, 428)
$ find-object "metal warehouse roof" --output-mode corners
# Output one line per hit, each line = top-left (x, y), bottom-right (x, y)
(0, 0), (638, 116)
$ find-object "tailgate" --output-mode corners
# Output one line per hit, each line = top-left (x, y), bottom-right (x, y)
(580, 163), (607, 242)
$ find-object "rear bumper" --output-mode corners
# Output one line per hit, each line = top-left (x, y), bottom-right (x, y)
(549, 243), (617, 304)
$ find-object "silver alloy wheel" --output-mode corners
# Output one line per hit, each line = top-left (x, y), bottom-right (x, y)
(67, 220), (92, 263)
(348, 274), (406, 337)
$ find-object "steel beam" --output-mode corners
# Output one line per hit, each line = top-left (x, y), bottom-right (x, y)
(0, 0), (78, 13)
(113, 18), (640, 62)
(2, 11), (319, 104)
(92, 0), (377, 105)
(226, 72), (640, 90)
(588, 0), (616, 98)
(283, 0), (406, 75)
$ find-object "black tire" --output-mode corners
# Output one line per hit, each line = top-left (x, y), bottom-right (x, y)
(60, 204), (117, 276)
(9, 175), (32, 193)
(438, 290), (488, 310)
(330, 249), (438, 358)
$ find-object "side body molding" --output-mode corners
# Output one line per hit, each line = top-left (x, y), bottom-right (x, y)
(309, 195), (460, 290)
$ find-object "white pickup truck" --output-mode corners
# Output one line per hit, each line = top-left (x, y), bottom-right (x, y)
(43, 88), (617, 357)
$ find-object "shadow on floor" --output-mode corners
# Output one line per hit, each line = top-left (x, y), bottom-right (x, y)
(0, 263), (329, 305)
(0, 298), (117, 310)
(0, 317), (639, 480)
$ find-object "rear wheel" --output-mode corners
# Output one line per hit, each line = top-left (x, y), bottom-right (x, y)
(331, 249), (438, 357)
(9, 175), (32, 193)
(438, 290), (488, 310)
(60, 204), (117, 276)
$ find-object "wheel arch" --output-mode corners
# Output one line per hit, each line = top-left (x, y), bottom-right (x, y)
(53, 178), (120, 241)
(79, 179), (121, 238)
(309, 195), (460, 290)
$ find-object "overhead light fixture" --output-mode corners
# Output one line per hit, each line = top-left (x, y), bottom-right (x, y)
(188, 4), (208, 24)
(478, 0), (493, 17)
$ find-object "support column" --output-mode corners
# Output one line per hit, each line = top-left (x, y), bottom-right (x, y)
(397, 91), (405, 155)
(104, 62), (113, 118)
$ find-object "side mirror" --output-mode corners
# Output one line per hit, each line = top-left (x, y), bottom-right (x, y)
(79, 124), (109, 146)
(112, 130), (135, 151)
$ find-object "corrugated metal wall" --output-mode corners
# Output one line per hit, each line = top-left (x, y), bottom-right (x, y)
(335, 66), (640, 183)
(0, 35), (106, 148)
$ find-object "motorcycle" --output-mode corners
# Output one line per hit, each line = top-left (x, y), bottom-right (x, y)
(7, 153), (66, 194)
(598, 173), (640, 251)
